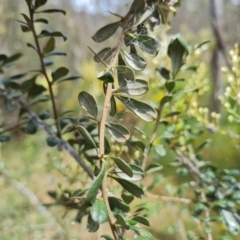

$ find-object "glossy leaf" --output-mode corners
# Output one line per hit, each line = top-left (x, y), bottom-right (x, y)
(123, 51), (147, 71)
(87, 214), (99, 232)
(94, 48), (115, 62)
(43, 37), (55, 54)
(52, 67), (69, 82)
(36, 9), (66, 15)
(115, 164), (144, 181)
(97, 70), (114, 83)
(38, 30), (67, 41)
(135, 35), (160, 56)
(111, 177), (144, 198)
(168, 36), (188, 77)
(78, 91), (98, 119)
(117, 66), (135, 86)
(91, 200), (108, 224)
(117, 79), (148, 96)
(76, 125), (98, 150)
(117, 96), (157, 122)
(46, 136), (59, 147)
(109, 96), (116, 117)
(85, 162), (106, 205)
(108, 196), (130, 212)
(132, 216), (150, 226)
(132, 5), (154, 28)
(107, 156), (133, 177)
(92, 21), (120, 42)
(154, 145), (166, 157)
(106, 123), (130, 142)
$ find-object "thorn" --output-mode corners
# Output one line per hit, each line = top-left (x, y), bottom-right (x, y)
(108, 11), (123, 19)
(87, 46), (109, 68)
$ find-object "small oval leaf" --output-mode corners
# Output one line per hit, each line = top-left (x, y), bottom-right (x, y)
(43, 37), (55, 54)
(94, 48), (115, 62)
(78, 91), (98, 119)
(115, 164), (144, 181)
(92, 21), (120, 42)
(106, 156), (133, 177)
(123, 51), (147, 71)
(117, 79), (148, 96)
(109, 96), (116, 117)
(108, 196), (130, 212)
(132, 216), (150, 226)
(117, 96), (157, 122)
(106, 123), (130, 142)
(87, 214), (99, 232)
(117, 66), (135, 86)
(52, 67), (69, 82)
(91, 200), (108, 224)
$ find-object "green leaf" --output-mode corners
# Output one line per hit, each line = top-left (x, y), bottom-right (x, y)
(76, 125), (98, 150)
(43, 37), (55, 54)
(106, 123), (130, 142)
(21, 14), (32, 27)
(123, 51), (147, 71)
(45, 52), (67, 57)
(111, 177), (143, 198)
(129, 140), (145, 152)
(109, 96), (116, 117)
(97, 70), (114, 83)
(56, 74), (82, 83)
(0, 135), (10, 142)
(160, 95), (172, 108)
(117, 96), (156, 122)
(34, 0), (47, 9)
(130, 226), (154, 240)
(85, 162), (106, 205)
(27, 43), (37, 51)
(92, 21), (120, 42)
(20, 23), (31, 32)
(115, 164), (144, 181)
(195, 40), (210, 50)
(52, 67), (69, 82)
(164, 111), (180, 118)
(132, 5), (154, 28)
(167, 36), (188, 78)
(135, 35), (160, 56)
(26, 119), (38, 134)
(117, 66), (135, 86)
(117, 79), (148, 96)
(221, 209), (240, 234)
(91, 200), (108, 224)
(1, 53), (22, 68)
(157, 67), (170, 80)
(154, 145), (166, 157)
(46, 136), (59, 147)
(132, 216), (150, 226)
(108, 196), (130, 212)
(34, 18), (48, 24)
(94, 48), (115, 62)
(78, 91), (98, 119)
(87, 214), (99, 232)
(146, 163), (163, 174)
(38, 30), (67, 41)
(121, 192), (134, 204)
(101, 235), (114, 240)
(115, 214), (130, 230)
(106, 156), (133, 177)
(36, 9), (66, 15)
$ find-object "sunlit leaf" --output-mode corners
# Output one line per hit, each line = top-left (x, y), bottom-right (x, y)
(106, 156), (133, 177)
(132, 216), (150, 226)
(114, 164), (144, 181)
(117, 79), (148, 96)
(92, 21), (120, 42)
(91, 200), (108, 224)
(123, 51), (147, 71)
(97, 70), (114, 83)
(135, 35), (160, 56)
(145, 163), (163, 174)
(78, 91), (98, 119)
(106, 123), (130, 142)
(117, 96), (156, 122)
(94, 48), (115, 62)
(85, 162), (106, 205)
(117, 66), (135, 86)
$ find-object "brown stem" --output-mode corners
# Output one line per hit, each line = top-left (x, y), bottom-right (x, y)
(97, 14), (134, 240)
(28, 6), (61, 139)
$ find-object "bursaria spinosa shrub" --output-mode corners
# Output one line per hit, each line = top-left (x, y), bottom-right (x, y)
(0, 0), (240, 239)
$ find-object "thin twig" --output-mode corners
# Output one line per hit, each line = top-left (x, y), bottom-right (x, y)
(28, 5), (62, 139)
(14, 95), (94, 179)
